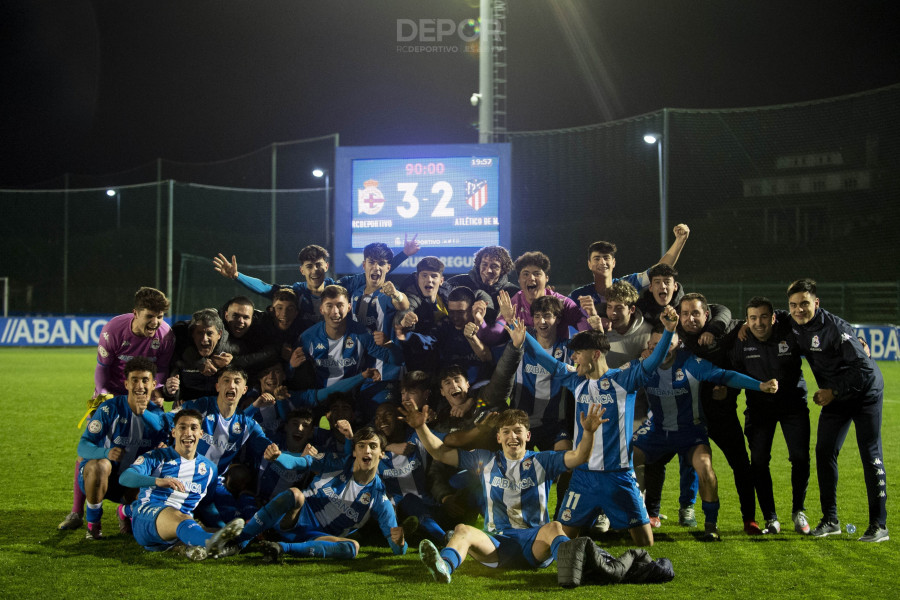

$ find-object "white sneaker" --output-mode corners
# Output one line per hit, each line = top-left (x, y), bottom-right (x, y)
(792, 511), (811, 535)
(763, 519), (781, 534)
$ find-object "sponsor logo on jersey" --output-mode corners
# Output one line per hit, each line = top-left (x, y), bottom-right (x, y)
(524, 364), (550, 376)
(88, 420), (103, 434)
(100, 405), (110, 414)
(579, 393), (614, 405)
(316, 343), (326, 350)
(490, 475), (536, 491)
(323, 486), (361, 520)
(198, 463), (207, 476)
(187, 482), (203, 494)
(675, 369), (685, 382)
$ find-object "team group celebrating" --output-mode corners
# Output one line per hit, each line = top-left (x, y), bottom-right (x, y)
(57, 223), (889, 587)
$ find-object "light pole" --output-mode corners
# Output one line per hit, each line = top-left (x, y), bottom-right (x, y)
(106, 188), (120, 229)
(643, 134), (666, 256)
(312, 168), (331, 255)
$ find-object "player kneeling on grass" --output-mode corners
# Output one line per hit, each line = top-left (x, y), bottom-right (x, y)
(400, 356), (608, 582)
(230, 426), (407, 562)
(118, 409), (244, 560)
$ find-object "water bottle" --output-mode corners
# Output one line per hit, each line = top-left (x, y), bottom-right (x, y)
(846, 523), (857, 534)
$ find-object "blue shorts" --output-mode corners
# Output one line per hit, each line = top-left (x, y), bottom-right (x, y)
(77, 459), (127, 504)
(131, 503), (173, 551)
(481, 526), (551, 569)
(633, 425), (709, 465)
(557, 468), (648, 531)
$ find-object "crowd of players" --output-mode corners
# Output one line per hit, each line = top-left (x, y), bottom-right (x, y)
(57, 224), (889, 587)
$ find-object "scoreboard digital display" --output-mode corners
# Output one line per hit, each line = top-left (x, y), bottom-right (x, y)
(334, 143), (511, 274)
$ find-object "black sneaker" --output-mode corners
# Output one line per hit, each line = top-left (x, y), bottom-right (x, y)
(259, 540), (284, 563)
(811, 520), (841, 538)
(557, 537), (589, 588)
(858, 525), (889, 543)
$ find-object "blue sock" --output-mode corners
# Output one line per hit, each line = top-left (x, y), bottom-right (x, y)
(176, 520), (212, 547)
(282, 540), (357, 559)
(239, 489), (296, 542)
(121, 503), (133, 519)
(439, 547), (462, 574)
(85, 502), (103, 524)
(702, 500), (720, 525)
(550, 534), (569, 561)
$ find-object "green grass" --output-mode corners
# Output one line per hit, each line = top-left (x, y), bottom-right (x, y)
(1, 348), (897, 599)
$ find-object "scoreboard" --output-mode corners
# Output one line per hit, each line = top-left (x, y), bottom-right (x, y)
(334, 143), (511, 274)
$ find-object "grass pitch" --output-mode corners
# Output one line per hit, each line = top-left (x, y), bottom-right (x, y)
(0, 348), (897, 599)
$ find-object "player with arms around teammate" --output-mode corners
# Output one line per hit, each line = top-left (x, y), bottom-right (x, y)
(119, 409), (245, 560)
(402, 397), (607, 584)
(232, 426), (408, 561)
(787, 278), (888, 542)
(522, 305), (681, 547)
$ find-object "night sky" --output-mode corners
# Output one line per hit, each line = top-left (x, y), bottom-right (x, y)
(2, 0), (898, 187)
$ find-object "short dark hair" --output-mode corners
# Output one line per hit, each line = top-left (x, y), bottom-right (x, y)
(474, 246), (514, 277)
(134, 287), (169, 313)
(401, 370), (431, 392)
(447, 286), (476, 305)
(416, 256), (445, 275)
(679, 292), (709, 313)
(321, 284), (349, 302)
(514, 251), (551, 275)
(530, 295), (563, 317)
(746, 296), (774, 315)
(606, 280), (639, 306)
(285, 408), (314, 424)
(272, 288), (298, 304)
(438, 364), (467, 384)
(568, 329), (611, 354)
(173, 409), (203, 427)
(647, 263), (678, 280)
(364, 242), (393, 263)
(124, 356), (157, 378)
(787, 278), (817, 297)
(189, 308), (224, 336)
(298, 244), (329, 264)
(323, 391), (354, 413)
(588, 241), (616, 257)
(217, 365), (248, 381)
(352, 426), (387, 452)
(224, 296), (254, 313)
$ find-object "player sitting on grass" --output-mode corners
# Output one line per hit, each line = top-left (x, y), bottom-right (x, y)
(118, 409), (245, 561)
(402, 400), (606, 584)
(230, 427), (407, 561)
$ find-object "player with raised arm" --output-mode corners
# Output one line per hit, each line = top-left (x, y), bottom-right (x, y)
(401, 363), (607, 584)
(119, 409), (244, 560)
(569, 224), (690, 315)
(520, 304), (681, 548)
(633, 323), (777, 541)
(231, 427), (408, 561)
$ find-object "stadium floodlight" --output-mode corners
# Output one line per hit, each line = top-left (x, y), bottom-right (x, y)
(644, 133), (666, 255)
(106, 188), (120, 229)
(312, 168), (331, 257)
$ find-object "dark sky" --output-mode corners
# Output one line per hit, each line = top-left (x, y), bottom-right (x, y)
(2, 0), (898, 186)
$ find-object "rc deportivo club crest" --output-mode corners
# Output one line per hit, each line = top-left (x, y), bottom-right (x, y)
(358, 180), (385, 215)
(778, 340), (789, 354)
(675, 369), (685, 382)
(812, 335), (820, 349)
(359, 492), (372, 505)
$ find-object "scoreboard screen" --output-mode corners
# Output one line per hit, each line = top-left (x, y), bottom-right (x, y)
(334, 143), (511, 274)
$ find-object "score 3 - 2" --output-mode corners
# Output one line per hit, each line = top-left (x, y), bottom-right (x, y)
(395, 181), (454, 218)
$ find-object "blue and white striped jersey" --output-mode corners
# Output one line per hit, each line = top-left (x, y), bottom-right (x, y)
(458, 448), (568, 532)
(297, 320), (403, 389)
(644, 350), (762, 433)
(511, 338), (571, 431)
(522, 329), (673, 472)
(128, 446), (218, 515)
(568, 271), (651, 307)
(378, 430), (431, 503)
(281, 453), (398, 540)
(78, 396), (167, 476)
